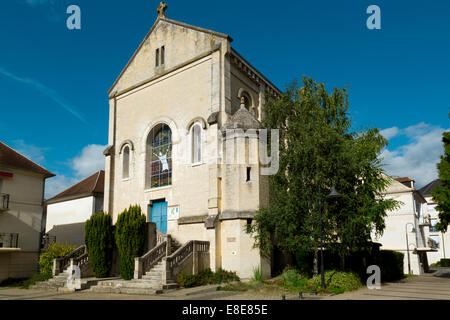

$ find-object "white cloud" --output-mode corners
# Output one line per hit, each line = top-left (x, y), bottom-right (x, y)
(72, 144), (106, 177)
(380, 123), (448, 188)
(12, 140), (48, 163)
(380, 126), (400, 140)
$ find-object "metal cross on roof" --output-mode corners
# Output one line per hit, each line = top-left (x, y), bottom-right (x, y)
(157, 1), (168, 18)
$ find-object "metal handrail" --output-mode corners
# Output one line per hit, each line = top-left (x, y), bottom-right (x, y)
(0, 233), (19, 248)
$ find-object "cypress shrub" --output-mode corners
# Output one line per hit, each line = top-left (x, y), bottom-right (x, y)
(85, 211), (114, 278)
(115, 205), (147, 280)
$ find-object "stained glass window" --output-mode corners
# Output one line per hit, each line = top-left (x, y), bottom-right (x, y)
(149, 124), (172, 188)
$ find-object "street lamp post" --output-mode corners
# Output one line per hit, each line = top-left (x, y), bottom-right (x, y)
(319, 182), (341, 289)
(405, 222), (416, 275)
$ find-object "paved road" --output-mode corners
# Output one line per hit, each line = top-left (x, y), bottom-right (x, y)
(326, 268), (450, 300)
(1, 268), (449, 300)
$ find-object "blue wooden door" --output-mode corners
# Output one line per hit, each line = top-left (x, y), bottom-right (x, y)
(150, 201), (167, 234)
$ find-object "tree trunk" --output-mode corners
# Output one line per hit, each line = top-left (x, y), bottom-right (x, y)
(340, 254), (345, 271)
(313, 249), (318, 276)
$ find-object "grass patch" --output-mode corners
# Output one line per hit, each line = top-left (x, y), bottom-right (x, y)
(219, 268), (363, 296)
(0, 277), (28, 288)
(252, 266), (262, 282)
(0, 273), (52, 289)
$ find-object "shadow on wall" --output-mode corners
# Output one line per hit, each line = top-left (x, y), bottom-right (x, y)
(47, 222), (86, 247)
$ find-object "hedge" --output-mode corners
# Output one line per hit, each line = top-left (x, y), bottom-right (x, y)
(294, 246), (404, 282)
(440, 259), (450, 267)
(115, 205), (147, 280)
(378, 250), (404, 281)
(85, 211), (114, 278)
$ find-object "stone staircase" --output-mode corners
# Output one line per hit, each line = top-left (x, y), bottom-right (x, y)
(30, 268), (100, 292)
(90, 235), (182, 295)
(90, 235), (209, 294)
(30, 244), (94, 292)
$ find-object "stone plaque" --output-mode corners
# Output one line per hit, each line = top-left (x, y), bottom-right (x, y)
(227, 237), (236, 242)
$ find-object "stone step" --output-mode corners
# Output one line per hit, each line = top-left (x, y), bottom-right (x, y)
(90, 283), (161, 295)
(145, 270), (163, 276)
(163, 282), (178, 290)
(142, 276), (161, 281)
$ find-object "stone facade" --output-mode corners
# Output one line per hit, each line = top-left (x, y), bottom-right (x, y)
(104, 12), (279, 279)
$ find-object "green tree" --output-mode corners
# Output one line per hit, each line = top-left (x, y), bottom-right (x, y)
(433, 115), (450, 232)
(115, 205), (147, 280)
(247, 76), (399, 270)
(85, 211), (114, 278)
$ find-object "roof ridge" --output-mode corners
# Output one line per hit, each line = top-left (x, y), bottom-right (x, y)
(47, 170), (103, 201)
(91, 170), (103, 193)
(108, 16), (231, 96)
(0, 141), (54, 177)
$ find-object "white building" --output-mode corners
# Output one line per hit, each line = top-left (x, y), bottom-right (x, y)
(419, 179), (450, 264)
(374, 176), (437, 275)
(0, 141), (54, 281)
(45, 170), (104, 246)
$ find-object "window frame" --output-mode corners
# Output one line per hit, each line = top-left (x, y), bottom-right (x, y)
(122, 145), (131, 180)
(191, 123), (203, 165)
(146, 123), (172, 189)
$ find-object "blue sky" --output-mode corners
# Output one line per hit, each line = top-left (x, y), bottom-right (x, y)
(0, 0), (448, 197)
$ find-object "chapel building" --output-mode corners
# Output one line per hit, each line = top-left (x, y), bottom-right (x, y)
(103, 3), (280, 278)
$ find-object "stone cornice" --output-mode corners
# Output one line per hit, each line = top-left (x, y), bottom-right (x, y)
(229, 48), (281, 99)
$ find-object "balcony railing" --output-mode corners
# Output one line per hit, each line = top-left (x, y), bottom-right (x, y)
(0, 233), (19, 248)
(0, 193), (9, 211)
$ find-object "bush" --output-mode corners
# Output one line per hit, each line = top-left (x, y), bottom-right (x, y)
(85, 211), (114, 278)
(309, 270), (362, 292)
(176, 268), (239, 288)
(378, 250), (404, 281)
(115, 205), (147, 280)
(38, 242), (76, 276)
(440, 259), (450, 267)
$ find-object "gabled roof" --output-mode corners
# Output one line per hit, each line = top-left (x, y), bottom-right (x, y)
(419, 179), (442, 197)
(394, 177), (414, 183)
(46, 170), (104, 204)
(0, 141), (54, 177)
(108, 16), (231, 96)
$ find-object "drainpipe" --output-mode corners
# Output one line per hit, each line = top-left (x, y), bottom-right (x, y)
(37, 176), (48, 273)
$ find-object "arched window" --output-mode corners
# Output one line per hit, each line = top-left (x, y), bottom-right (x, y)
(122, 146), (130, 179)
(191, 124), (202, 163)
(146, 123), (172, 188)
